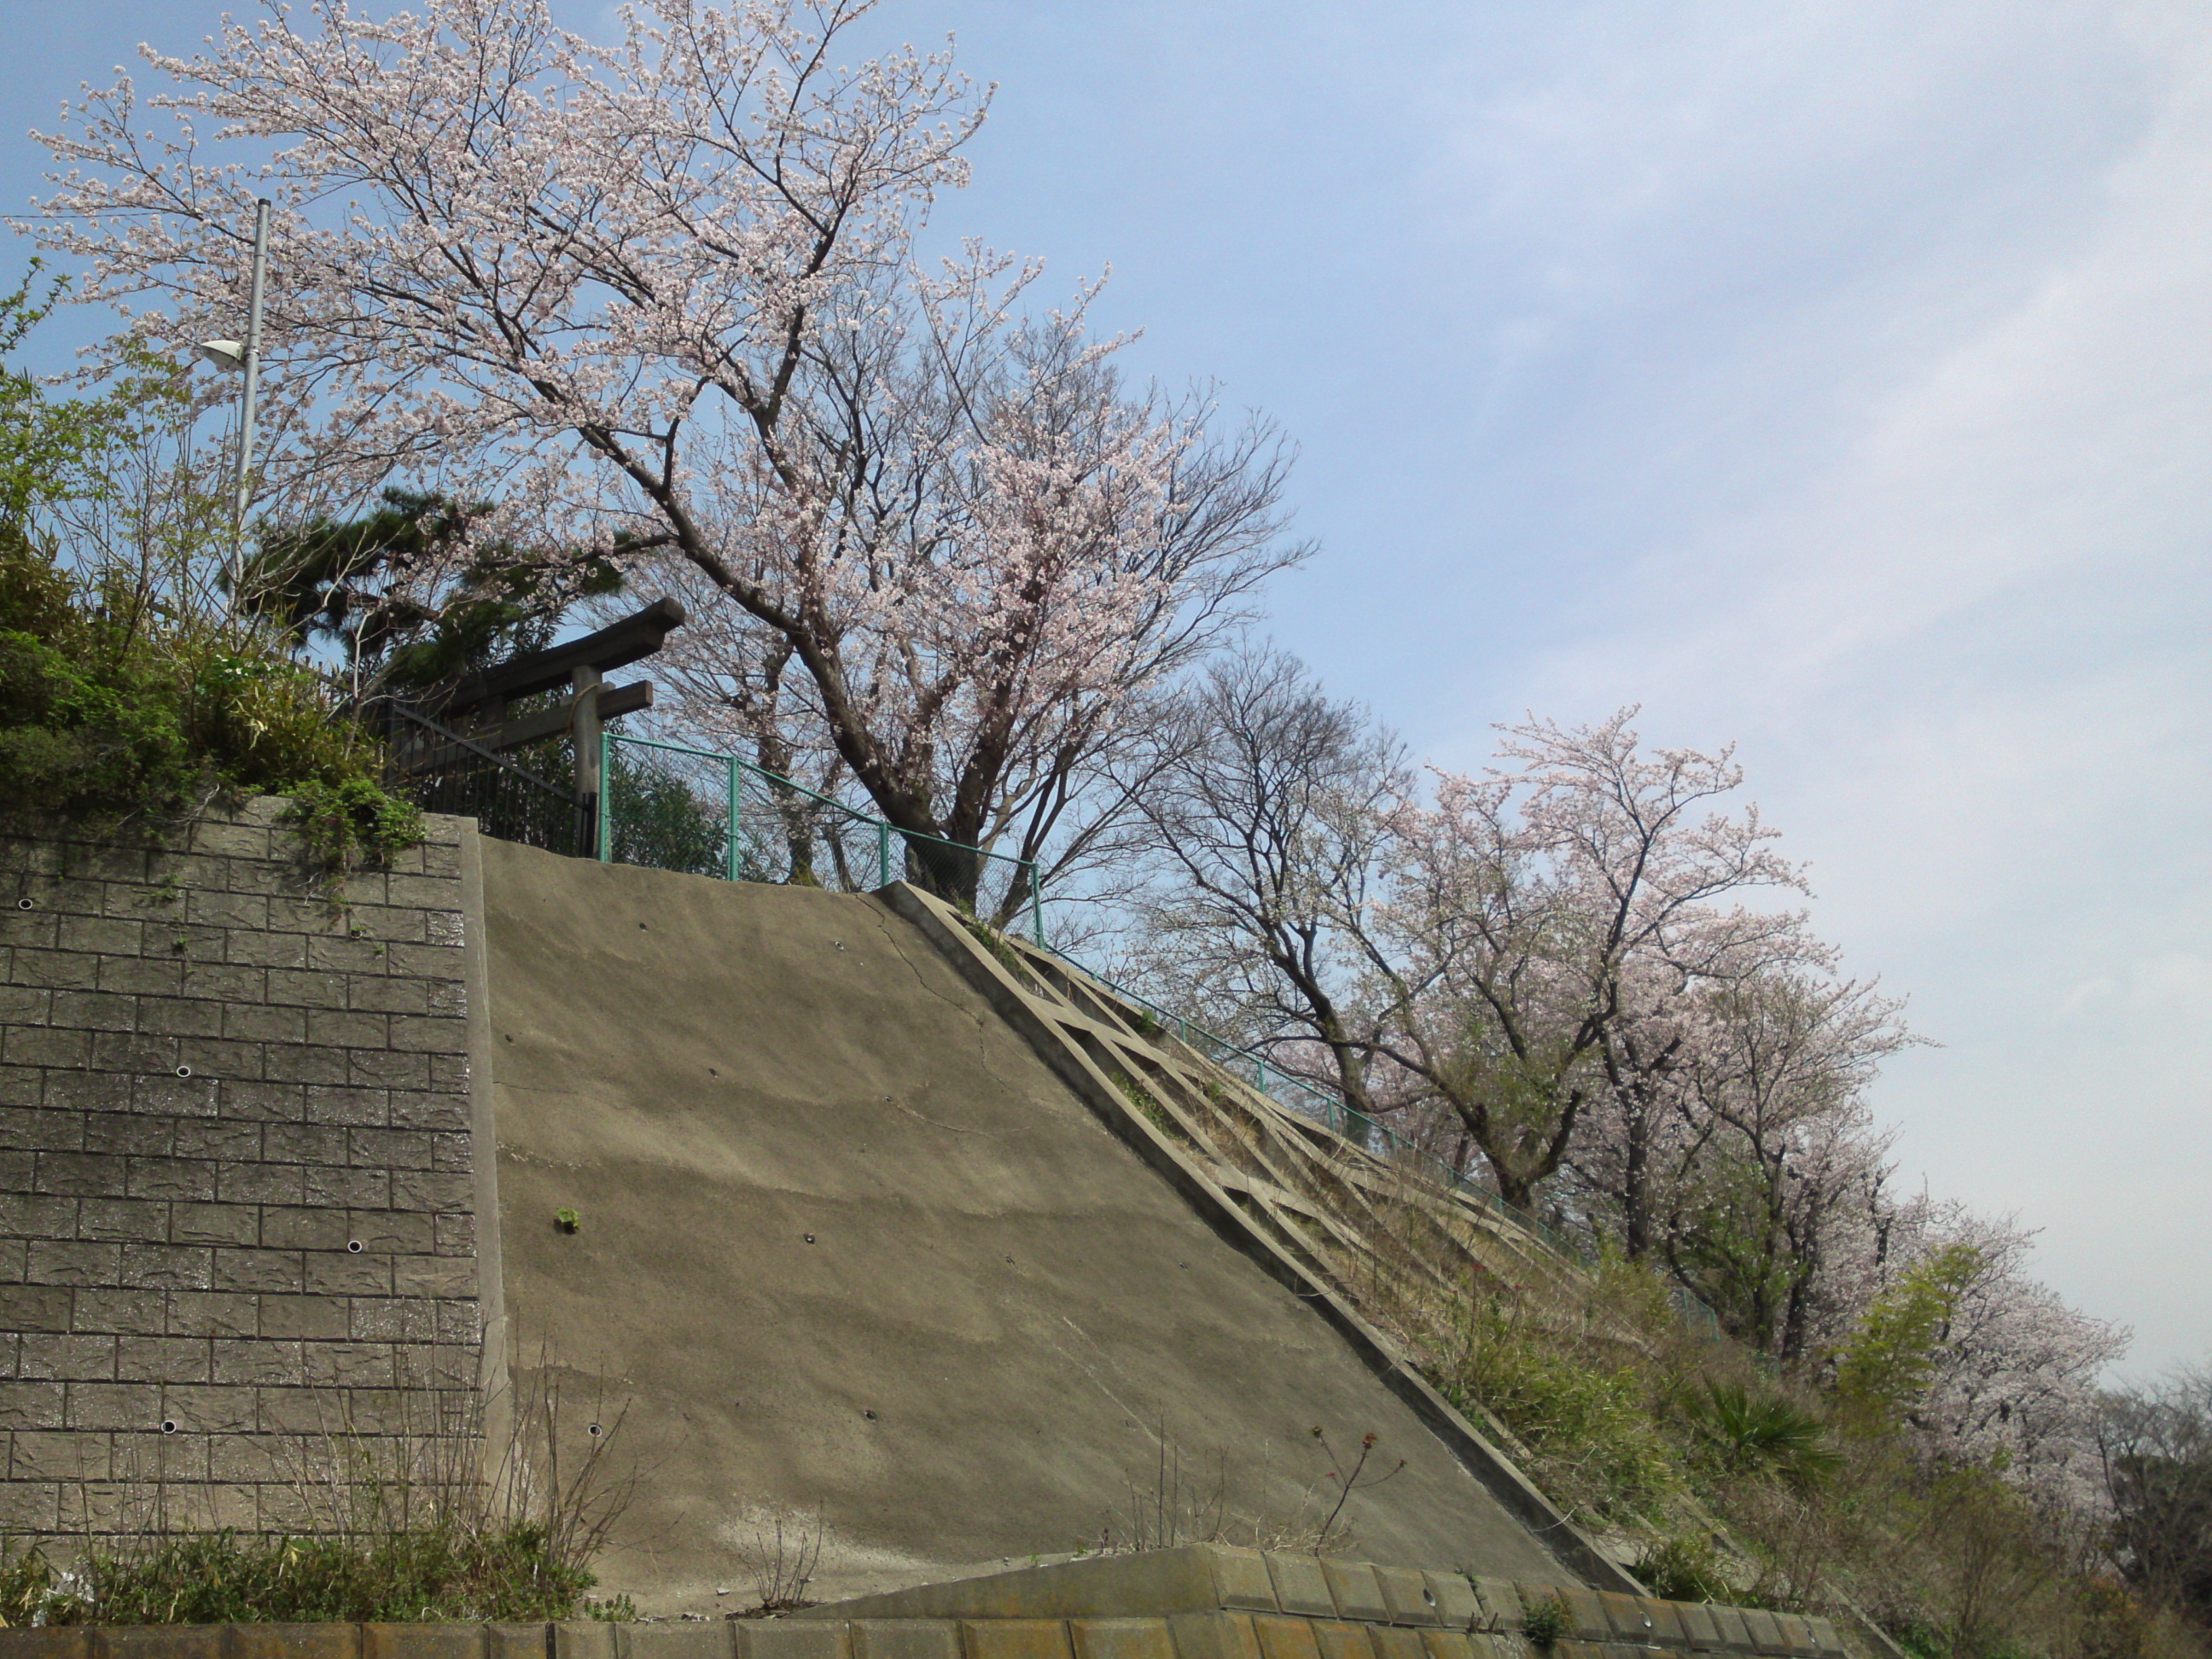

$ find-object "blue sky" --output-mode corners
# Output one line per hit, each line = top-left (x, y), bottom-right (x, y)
(8, 1), (2208, 1376)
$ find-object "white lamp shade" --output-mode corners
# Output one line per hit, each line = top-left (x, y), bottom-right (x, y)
(195, 339), (246, 371)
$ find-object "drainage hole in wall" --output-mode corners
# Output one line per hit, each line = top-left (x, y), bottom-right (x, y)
(346, 1239), (364, 1254)
(14, 898), (32, 911)
(803, 1233), (815, 1244)
(174, 1066), (192, 1079)
(708, 1067), (718, 1077)
(588, 1423), (602, 1438)
(159, 1420), (177, 1435)
(863, 1410), (877, 1421)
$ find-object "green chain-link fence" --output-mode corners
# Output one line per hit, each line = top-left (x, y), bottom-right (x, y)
(598, 733), (1043, 940)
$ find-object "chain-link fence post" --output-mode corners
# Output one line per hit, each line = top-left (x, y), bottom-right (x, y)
(877, 822), (892, 888)
(726, 756), (742, 882)
(595, 731), (612, 861)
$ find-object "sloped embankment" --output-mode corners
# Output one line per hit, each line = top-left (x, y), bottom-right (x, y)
(478, 841), (1586, 1611)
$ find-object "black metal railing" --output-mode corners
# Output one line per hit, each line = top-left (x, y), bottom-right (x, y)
(369, 700), (594, 857)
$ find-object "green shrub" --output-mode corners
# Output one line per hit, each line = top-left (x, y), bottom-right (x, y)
(0, 533), (418, 869)
(1674, 1378), (1841, 1489)
(1519, 1590), (1569, 1645)
(1, 1523), (598, 1625)
(282, 777), (424, 872)
(1433, 1300), (1679, 1522)
(1633, 1533), (1739, 1604)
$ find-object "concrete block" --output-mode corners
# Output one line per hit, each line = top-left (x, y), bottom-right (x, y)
(1734, 1619), (1787, 1654)
(0, 1283), (75, 1331)
(0, 1631), (89, 1659)
(1363, 1631), (1423, 1659)
(741, 1625), (852, 1659)
(1307, 1626), (1372, 1659)
(0, 1377), (66, 1428)
(553, 1627), (620, 1659)
(18, 1332), (119, 1381)
(1069, 1622), (1176, 1659)
(306, 1163), (393, 1208)
(1246, 1621), (1319, 1659)
(853, 1624), (960, 1659)
(1557, 1590), (1609, 1644)
(1736, 1610), (1787, 1655)
(1703, 1607), (1750, 1651)
(1634, 1601), (1686, 1645)
(346, 1049), (430, 1092)
(1371, 1568), (1437, 1627)
(1412, 1635), (1472, 1659)
(1199, 1550), (1276, 1615)
(1803, 1617), (1842, 1658)
(1669, 1600), (1722, 1650)
(1453, 1640), (1496, 1659)
(1770, 1614), (1819, 1656)
(136, 998), (227, 1039)
(119, 1242), (214, 1290)
(90, 1630), (227, 1659)
(260, 1042), (349, 1086)
(224, 1625), (364, 1659)
(38, 1150), (130, 1197)
(1314, 1563), (1386, 1626)
(364, 1628), (487, 1659)
(212, 1247), (306, 1294)
(1417, 1577), (1477, 1635)
(1593, 1594), (1649, 1642)
(0, 1105), (85, 1150)
(625, 1630), (736, 1659)
(1164, 1617), (1260, 1659)
(486, 1628), (550, 1659)
(67, 1378), (164, 1429)
(960, 1623), (1073, 1659)
(1262, 1557), (1334, 1619)
(1468, 1582), (1520, 1632)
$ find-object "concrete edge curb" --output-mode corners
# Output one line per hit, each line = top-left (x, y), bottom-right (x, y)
(0, 1601), (1849, 1659)
(456, 817), (512, 1464)
(874, 885), (1639, 1599)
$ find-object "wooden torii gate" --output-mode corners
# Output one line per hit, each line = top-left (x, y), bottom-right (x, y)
(422, 596), (686, 805)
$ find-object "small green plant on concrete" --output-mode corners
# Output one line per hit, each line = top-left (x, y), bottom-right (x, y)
(282, 776), (425, 876)
(555, 1208), (581, 1234)
(958, 913), (1037, 989)
(1520, 1591), (1569, 1647)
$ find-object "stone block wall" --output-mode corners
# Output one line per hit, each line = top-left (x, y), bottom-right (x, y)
(0, 799), (487, 1536)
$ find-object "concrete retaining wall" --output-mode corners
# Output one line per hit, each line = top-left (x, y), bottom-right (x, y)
(0, 800), (491, 1534)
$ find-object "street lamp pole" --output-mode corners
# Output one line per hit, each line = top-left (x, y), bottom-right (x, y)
(231, 197), (271, 595)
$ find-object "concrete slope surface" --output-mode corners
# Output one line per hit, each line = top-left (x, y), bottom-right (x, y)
(479, 841), (1581, 1610)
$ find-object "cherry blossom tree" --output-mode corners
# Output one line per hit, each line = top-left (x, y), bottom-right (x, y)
(1359, 708), (1809, 1212)
(1119, 644), (1407, 1115)
(1866, 1202), (2128, 1515)
(26, 0), (1304, 908)
(1613, 967), (1915, 1362)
